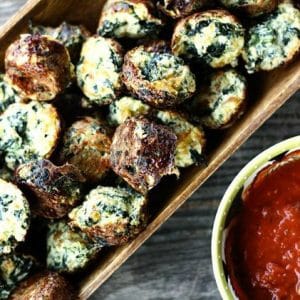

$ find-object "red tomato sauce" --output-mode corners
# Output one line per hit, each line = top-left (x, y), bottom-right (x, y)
(225, 151), (300, 300)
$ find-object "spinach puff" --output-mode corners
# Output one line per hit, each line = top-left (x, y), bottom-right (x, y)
(157, 0), (210, 19)
(172, 10), (245, 68)
(0, 102), (60, 170)
(47, 221), (101, 273)
(59, 117), (111, 183)
(0, 253), (35, 299)
(15, 160), (85, 219)
(76, 36), (123, 107)
(122, 41), (196, 108)
(30, 21), (90, 63)
(0, 180), (30, 254)
(108, 96), (152, 126)
(5, 34), (73, 101)
(243, 2), (300, 73)
(156, 110), (206, 168)
(0, 75), (19, 114)
(9, 271), (77, 300)
(98, 0), (163, 39)
(219, 0), (278, 17)
(69, 186), (148, 245)
(190, 69), (247, 129)
(110, 117), (178, 194)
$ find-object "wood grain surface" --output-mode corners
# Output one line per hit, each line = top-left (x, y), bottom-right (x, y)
(1, 1), (300, 299)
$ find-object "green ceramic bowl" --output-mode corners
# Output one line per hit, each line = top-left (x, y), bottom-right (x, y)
(211, 136), (300, 299)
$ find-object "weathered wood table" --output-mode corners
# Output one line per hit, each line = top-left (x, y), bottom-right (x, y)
(1, 1), (299, 299)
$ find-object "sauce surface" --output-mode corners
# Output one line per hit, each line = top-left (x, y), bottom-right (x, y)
(225, 151), (300, 300)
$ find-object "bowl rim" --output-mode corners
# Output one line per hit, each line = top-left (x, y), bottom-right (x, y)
(211, 135), (300, 300)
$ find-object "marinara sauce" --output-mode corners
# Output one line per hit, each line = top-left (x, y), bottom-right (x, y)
(225, 151), (300, 299)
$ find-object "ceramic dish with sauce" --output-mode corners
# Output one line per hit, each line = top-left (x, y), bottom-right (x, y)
(212, 135), (300, 299)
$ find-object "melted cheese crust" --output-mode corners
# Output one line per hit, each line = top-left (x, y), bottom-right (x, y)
(156, 111), (206, 168)
(192, 69), (247, 129)
(0, 180), (30, 254)
(243, 2), (300, 73)
(108, 96), (151, 126)
(98, 0), (163, 38)
(69, 186), (147, 239)
(76, 36), (123, 106)
(172, 10), (245, 68)
(0, 102), (60, 170)
(47, 221), (100, 273)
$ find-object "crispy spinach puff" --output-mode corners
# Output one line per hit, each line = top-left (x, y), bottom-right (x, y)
(155, 110), (206, 168)
(157, 0), (210, 19)
(0, 102), (60, 170)
(9, 271), (77, 300)
(76, 36), (123, 107)
(243, 2), (300, 73)
(172, 10), (245, 68)
(59, 117), (111, 183)
(122, 41), (196, 108)
(0, 74), (19, 114)
(190, 69), (247, 129)
(98, 0), (163, 39)
(0, 253), (35, 299)
(29, 21), (91, 63)
(110, 116), (178, 194)
(0, 179), (30, 254)
(219, 0), (278, 17)
(5, 34), (74, 101)
(108, 96), (152, 126)
(69, 186), (148, 245)
(47, 221), (101, 273)
(15, 160), (86, 219)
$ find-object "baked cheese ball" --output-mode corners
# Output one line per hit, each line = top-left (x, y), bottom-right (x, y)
(172, 10), (245, 68)
(76, 36), (123, 107)
(15, 160), (86, 219)
(5, 34), (74, 101)
(0, 102), (60, 170)
(157, 0), (210, 19)
(156, 110), (206, 168)
(69, 186), (148, 245)
(0, 180), (30, 254)
(219, 0), (278, 17)
(110, 117), (178, 194)
(191, 69), (247, 129)
(243, 2), (300, 73)
(59, 117), (111, 182)
(98, 0), (163, 39)
(0, 253), (35, 299)
(0, 75), (19, 114)
(108, 96), (152, 126)
(30, 21), (91, 63)
(9, 271), (77, 300)
(47, 221), (101, 273)
(122, 41), (196, 108)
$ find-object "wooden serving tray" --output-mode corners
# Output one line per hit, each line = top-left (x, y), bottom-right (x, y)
(0, 0), (299, 298)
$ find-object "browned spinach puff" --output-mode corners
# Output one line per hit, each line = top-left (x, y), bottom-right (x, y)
(9, 271), (77, 300)
(69, 186), (148, 245)
(76, 36), (123, 107)
(98, 0), (164, 39)
(122, 41), (196, 108)
(110, 116), (178, 194)
(5, 34), (74, 101)
(189, 69), (247, 129)
(15, 160), (86, 219)
(219, 0), (278, 17)
(59, 117), (111, 183)
(172, 10), (245, 68)
(157, 0), (210, 19)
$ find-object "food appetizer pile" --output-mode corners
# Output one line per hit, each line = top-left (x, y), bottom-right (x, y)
(0, 0), (299, 298)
